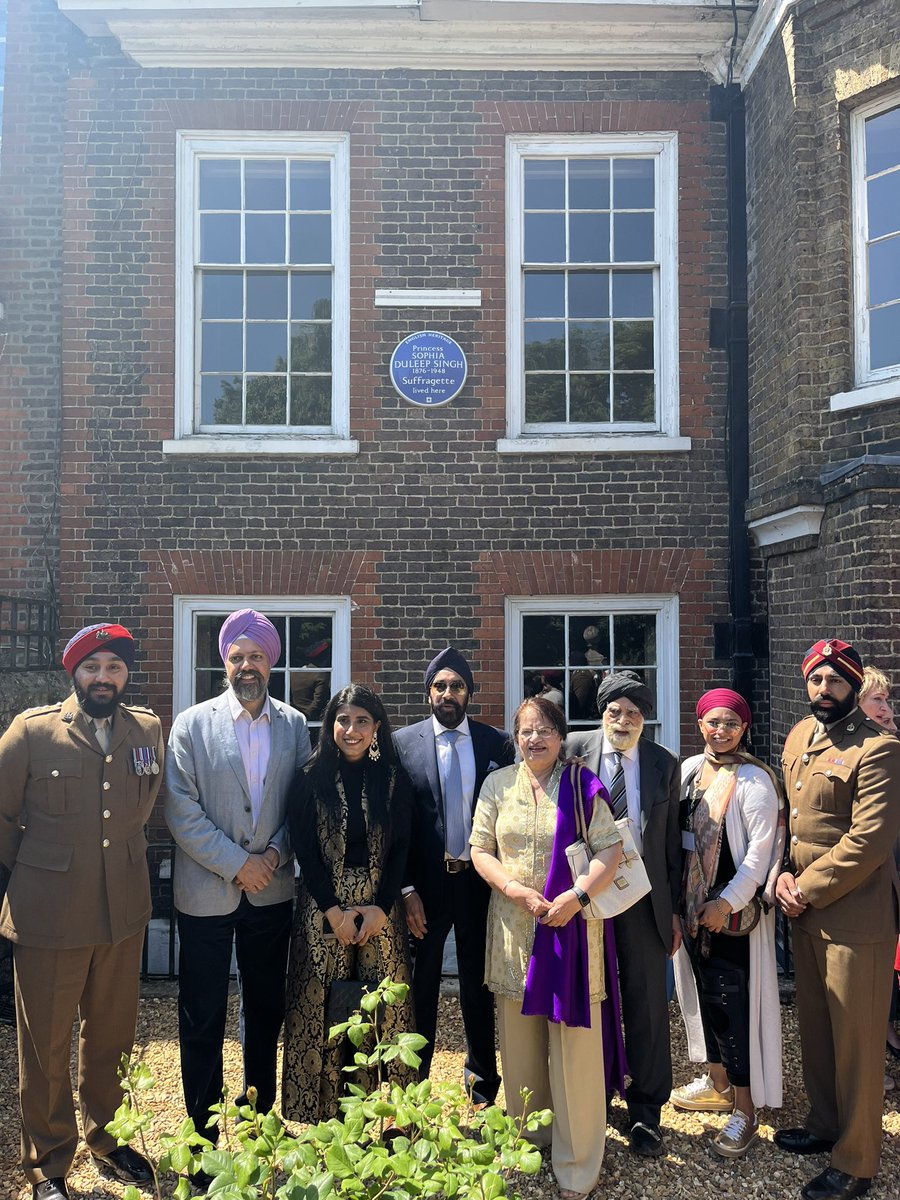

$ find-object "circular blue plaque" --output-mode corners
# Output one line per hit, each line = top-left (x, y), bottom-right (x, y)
(390, 330), (467, 407)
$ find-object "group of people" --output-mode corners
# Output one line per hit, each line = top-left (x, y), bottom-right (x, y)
(0, 616), (898, 1200)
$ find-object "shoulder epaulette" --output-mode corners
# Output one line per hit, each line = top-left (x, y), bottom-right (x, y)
(125, 704), (158, 716)
(20, 703), (64, 719)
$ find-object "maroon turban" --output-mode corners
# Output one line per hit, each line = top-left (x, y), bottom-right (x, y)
(801, 639), (865, 691)
(696, 688), (752, 727)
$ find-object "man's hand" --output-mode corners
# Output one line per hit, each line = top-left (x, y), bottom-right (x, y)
(775, 870), (808, 917)
(235, 851), (277, 894)
(669, 913), (683, 957)
(404, 890), (428, 939)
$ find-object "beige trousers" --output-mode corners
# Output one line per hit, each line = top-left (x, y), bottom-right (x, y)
(13, 932), (144, 1183)
(497, 994), (606, 1194)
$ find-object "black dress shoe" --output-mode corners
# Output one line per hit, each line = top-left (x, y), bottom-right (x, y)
(800, 1167), (871, 1200)
(187, 1167), (215, 1193)
(33, 1182), (69, 1200)
(774, 1127), (836, 1155)
(92, 1143), (154, 1184)
(629, 1121), (665, 1158)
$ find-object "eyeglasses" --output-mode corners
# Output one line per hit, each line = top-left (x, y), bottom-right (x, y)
(432, 680), (467, 695)
(605, 706), (643, 723)
(518, 725), (558, 740)
(702, 719), (744, 732)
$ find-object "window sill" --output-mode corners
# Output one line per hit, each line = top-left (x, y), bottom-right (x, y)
(496, 434), (692, 455)
(830, 377), (900, 412)
(162, 436), (360, 457)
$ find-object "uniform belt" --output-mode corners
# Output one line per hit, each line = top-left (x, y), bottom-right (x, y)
(445, 859), (469, 874)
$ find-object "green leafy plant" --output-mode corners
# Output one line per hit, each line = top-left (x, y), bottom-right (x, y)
(107, 977), (552, 1200)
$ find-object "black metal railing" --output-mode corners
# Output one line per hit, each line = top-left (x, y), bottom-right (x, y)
(0, 596), (58, 671)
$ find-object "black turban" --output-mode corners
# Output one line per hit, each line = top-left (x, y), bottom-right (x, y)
(596, 670), (653, 718)
(424, 647), (476, 696)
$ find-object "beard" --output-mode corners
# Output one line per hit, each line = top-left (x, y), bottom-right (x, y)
(232, 670), (267, 703)
(431, 695), (468, 729)
(603, 722), (642, 752)
(809, 691), (857, 725)
(74, 679), (125, 719)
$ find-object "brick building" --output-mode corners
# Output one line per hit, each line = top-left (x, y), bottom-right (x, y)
(0, 0), (897, 815)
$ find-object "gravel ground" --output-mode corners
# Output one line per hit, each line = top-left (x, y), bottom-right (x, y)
(1, 989), (898, 1200)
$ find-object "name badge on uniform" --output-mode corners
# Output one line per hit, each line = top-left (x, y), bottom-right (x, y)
(132, 746), (160, 776)
(682, 831), (696, 852)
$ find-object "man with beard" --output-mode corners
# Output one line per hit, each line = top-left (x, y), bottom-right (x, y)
(395, 647), (514, 1103)
(775, 639), (900, 1200)
(165, 610), (310, 1164)
(567, 671), (681, 1158)
(0, 622), (164, 1199)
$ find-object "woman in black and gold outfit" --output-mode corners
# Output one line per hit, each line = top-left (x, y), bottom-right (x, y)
(281, 683), (415, 1123)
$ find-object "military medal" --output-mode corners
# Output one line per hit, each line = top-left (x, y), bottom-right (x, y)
(133, 748), (145, 776)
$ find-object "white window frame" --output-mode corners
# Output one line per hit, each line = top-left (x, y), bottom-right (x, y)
(835, 94), (900, 412)
(166, 131), (357, 457)
(504, 593), (680, 754)
(172, 594), (352, 717)
(501, 134), (688, 455)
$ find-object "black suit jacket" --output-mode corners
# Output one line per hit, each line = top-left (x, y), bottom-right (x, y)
(394, 718), (514, 916)
(566, 730), (681, 947)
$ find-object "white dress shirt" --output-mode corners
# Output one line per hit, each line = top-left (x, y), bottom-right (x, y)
(227, 688), (272, 828)
(598, 735), (643, 855)
(432, 714), (476, 860)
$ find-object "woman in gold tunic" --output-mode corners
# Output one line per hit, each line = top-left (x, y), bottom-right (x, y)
(470, 696), (622, 1199)
(282, 684), (414, 1123)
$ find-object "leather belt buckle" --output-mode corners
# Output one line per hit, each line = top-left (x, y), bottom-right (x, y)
(445, 859), (469, 874)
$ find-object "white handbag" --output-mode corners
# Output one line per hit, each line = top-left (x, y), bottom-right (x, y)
(564, 764), (652, 920)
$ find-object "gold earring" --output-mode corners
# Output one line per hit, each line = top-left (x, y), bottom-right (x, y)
(368, 731), (381, 761)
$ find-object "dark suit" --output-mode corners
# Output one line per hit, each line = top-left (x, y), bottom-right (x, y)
(566, 730), (680, 1127)
(395, 717), (514, 1102)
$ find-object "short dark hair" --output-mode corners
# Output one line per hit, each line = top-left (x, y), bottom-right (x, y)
(513, 694), (568, 742)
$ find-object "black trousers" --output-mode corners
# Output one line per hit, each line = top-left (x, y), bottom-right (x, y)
(177, 895), (292, 1138)
(411, 866), (500, 1104)
(685, 930), (752, 1088)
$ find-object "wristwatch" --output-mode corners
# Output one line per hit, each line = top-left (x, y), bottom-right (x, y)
(572, 885), (591, 908)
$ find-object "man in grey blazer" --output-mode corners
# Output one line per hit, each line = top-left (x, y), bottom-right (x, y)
(165, 610), (311, 1149)
(567, 670), (681, 1159)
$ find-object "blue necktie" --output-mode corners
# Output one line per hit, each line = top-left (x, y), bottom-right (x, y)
(443, 730), (466, 859)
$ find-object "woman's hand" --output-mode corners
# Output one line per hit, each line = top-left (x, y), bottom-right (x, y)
(697, 897), (731, 934)
(326, 905), (360, 948)
(352, 905), (387, 946)
(505, 880), (551, 919)
(541, 889), (581, 927)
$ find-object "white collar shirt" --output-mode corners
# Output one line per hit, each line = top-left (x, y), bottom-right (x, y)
(598, 734), (643, 854)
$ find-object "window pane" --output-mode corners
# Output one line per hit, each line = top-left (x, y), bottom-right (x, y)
(612, 271), (653, 317)
(246, 272), (288, 319)
(569, 271), (609, 319)
(868, 234), (900, 306)
(613, 212), (654, 262)
(569, 212), (609, 263)
(613, 374), (655, 422)
(245, 376), (287, 424)
(201, 322), (243, 373)
(291, 161), (331, 210)
(200, 213), (240, 263)
(524, 159), (565, 210)
(199, 159), (241, 210)
(865, 106), (900, 176)
(290, 323), (332, 372)
(570, 374), (610, 422)
(569, 159), (610, 210)
(569, 322), (610, 369)
(245, 160), (285, 211)
(525, 374), (566, 422)
(246, 323), (288, 372)
(201, 271), (243, 318)
(614, 321), (654, 370)
(867, 173), (900, 241)
(290, 377), (332, 425)
(613, 159), (654, 209)
(524, 323), (566, 370)
(290, 214), (332, 264)
(870, 303), (900, 370)
(614, 613), (656, 665)
(200, 376), (242, 424)
(523, 614), (564, 664)
(525, 212), (565, 263)
(525, 272), (565, 318)
(571, 619), (610, 665)
(291, 272), (332, 319)
(246, 213), (285, 263)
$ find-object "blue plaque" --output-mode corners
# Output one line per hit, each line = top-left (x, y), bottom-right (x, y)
(390, 330), (467, 407)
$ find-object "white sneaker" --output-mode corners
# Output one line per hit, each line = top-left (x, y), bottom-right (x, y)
(712, 1110), (759, 1159)
(670, 1073), (734, 1113)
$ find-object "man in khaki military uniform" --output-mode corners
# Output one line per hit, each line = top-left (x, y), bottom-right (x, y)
(0, 622), (164, 1200)
(774, 638), (900, 1200)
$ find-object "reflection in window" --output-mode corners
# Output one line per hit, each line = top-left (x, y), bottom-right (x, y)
(521, 611), (659, 734)
(196, 157), (334, 430)
(860, 103), (900, 375)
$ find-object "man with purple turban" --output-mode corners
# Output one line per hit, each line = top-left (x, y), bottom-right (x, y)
(165, 610), (311, 1168)
(774, 639), (900, 1200)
